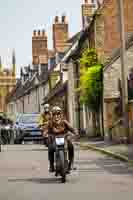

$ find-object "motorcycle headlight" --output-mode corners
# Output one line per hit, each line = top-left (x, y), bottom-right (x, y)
(5, 126), (10, 130)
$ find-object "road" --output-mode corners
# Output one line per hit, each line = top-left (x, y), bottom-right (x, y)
(0, 144), (133, 200)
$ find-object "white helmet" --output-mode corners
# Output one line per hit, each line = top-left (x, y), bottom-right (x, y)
(52, 106), (62, 114)
(43, 104), (50, 112)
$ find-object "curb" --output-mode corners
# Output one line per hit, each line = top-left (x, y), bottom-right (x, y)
(79, 143), (133, 166)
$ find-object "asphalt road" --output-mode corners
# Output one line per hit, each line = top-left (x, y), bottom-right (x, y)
(0, 144), (133, 200)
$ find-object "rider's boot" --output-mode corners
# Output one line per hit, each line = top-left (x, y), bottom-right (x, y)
(49, 162), (55, 172)
(67, 142), (74, 173)
(66, 160), (72, 174)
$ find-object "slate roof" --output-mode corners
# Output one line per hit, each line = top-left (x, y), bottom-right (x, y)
(6, 79), (22, 102)
(67, 31), (82, 45)
(42, 81), (67, 105)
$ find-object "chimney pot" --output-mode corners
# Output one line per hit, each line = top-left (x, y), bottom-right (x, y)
(55, 16), (59, 23)
(62, 15), (66, 23)
(33, 30), (36, 36)
(42, 29), (45, 36)
(38, 30), (41, 36)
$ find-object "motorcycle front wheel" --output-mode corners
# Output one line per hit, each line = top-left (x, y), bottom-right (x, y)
(58, 150), (66, 183)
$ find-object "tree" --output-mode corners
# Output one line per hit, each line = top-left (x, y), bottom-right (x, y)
(79, 48), (103, 136)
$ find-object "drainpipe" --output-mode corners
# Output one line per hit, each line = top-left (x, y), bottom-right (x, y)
(37, 87), (40, 113)
(68, 61), (75, 127)
(117, 0), (130, 142)
(74, 60), (81, 132)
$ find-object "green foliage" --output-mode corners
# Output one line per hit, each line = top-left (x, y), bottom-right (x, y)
(79, 48), (103, 113)
(79, 49), (99, 68)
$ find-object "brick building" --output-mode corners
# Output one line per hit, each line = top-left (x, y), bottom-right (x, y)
(101, 0), (133, 59)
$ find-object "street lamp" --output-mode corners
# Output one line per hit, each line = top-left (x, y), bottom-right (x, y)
(117, 0), (130, 142)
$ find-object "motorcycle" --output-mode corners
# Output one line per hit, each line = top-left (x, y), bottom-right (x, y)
(55, 136), (68, 183)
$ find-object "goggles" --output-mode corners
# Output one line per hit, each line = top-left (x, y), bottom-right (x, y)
(52, 112), (61, 116)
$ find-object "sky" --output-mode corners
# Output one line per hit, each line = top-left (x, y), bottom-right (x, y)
(0, 0), (82, 77)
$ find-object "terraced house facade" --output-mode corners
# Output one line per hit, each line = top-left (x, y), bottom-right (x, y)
(7, 0), (133, 142)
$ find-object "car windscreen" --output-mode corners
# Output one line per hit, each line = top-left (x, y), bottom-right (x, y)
(19, 115), (39, 124)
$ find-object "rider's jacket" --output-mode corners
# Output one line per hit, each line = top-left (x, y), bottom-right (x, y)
(48, 120), (77, 136)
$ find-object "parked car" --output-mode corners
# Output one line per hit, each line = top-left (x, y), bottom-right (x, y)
(14, 113), (43, 144)
(0, 115), (15, 144)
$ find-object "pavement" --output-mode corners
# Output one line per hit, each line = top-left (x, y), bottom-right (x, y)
(0, 144), (133, 199)
(79, 137), (133, 163)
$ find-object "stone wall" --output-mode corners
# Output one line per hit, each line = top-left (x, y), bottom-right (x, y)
(104, 45), (133, 101)
(103, 44), (133, 142)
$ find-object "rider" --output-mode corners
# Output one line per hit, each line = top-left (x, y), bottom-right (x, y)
(38, 103), (56, 172)
(38, 104), (51, 129)
(48, 106), (78, 173)
(38, 103), (51, 146)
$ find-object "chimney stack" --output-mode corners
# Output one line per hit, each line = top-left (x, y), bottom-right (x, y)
(32, 29), (48, 67)
(53, 15), (69, 53)
(82, 0), (97, 29)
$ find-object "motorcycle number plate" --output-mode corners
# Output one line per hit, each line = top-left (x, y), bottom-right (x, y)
(55, 138), (65, 145)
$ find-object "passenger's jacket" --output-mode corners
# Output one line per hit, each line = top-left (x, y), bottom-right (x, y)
(38, 113), (51, 127)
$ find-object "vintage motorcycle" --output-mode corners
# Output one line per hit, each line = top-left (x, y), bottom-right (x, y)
(54, 136), (68, 183)
(41, 119), (77, 183)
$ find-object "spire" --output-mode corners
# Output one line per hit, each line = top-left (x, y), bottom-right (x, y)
(0, 56), (2, 72)
(12, 49), (16, 76)
(20, 67), (23, 77)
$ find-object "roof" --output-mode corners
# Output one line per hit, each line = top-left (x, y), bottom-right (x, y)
(42, 81), (67, 105)
(67, 31), (82, 44)
(7, 67), (51, 103)
(61, 30), (87, 63)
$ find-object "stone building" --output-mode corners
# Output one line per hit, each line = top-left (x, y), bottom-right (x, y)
(88, 0), (133, 141)
(0, 51), (16, 113)
(103, 34), (133, 142)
